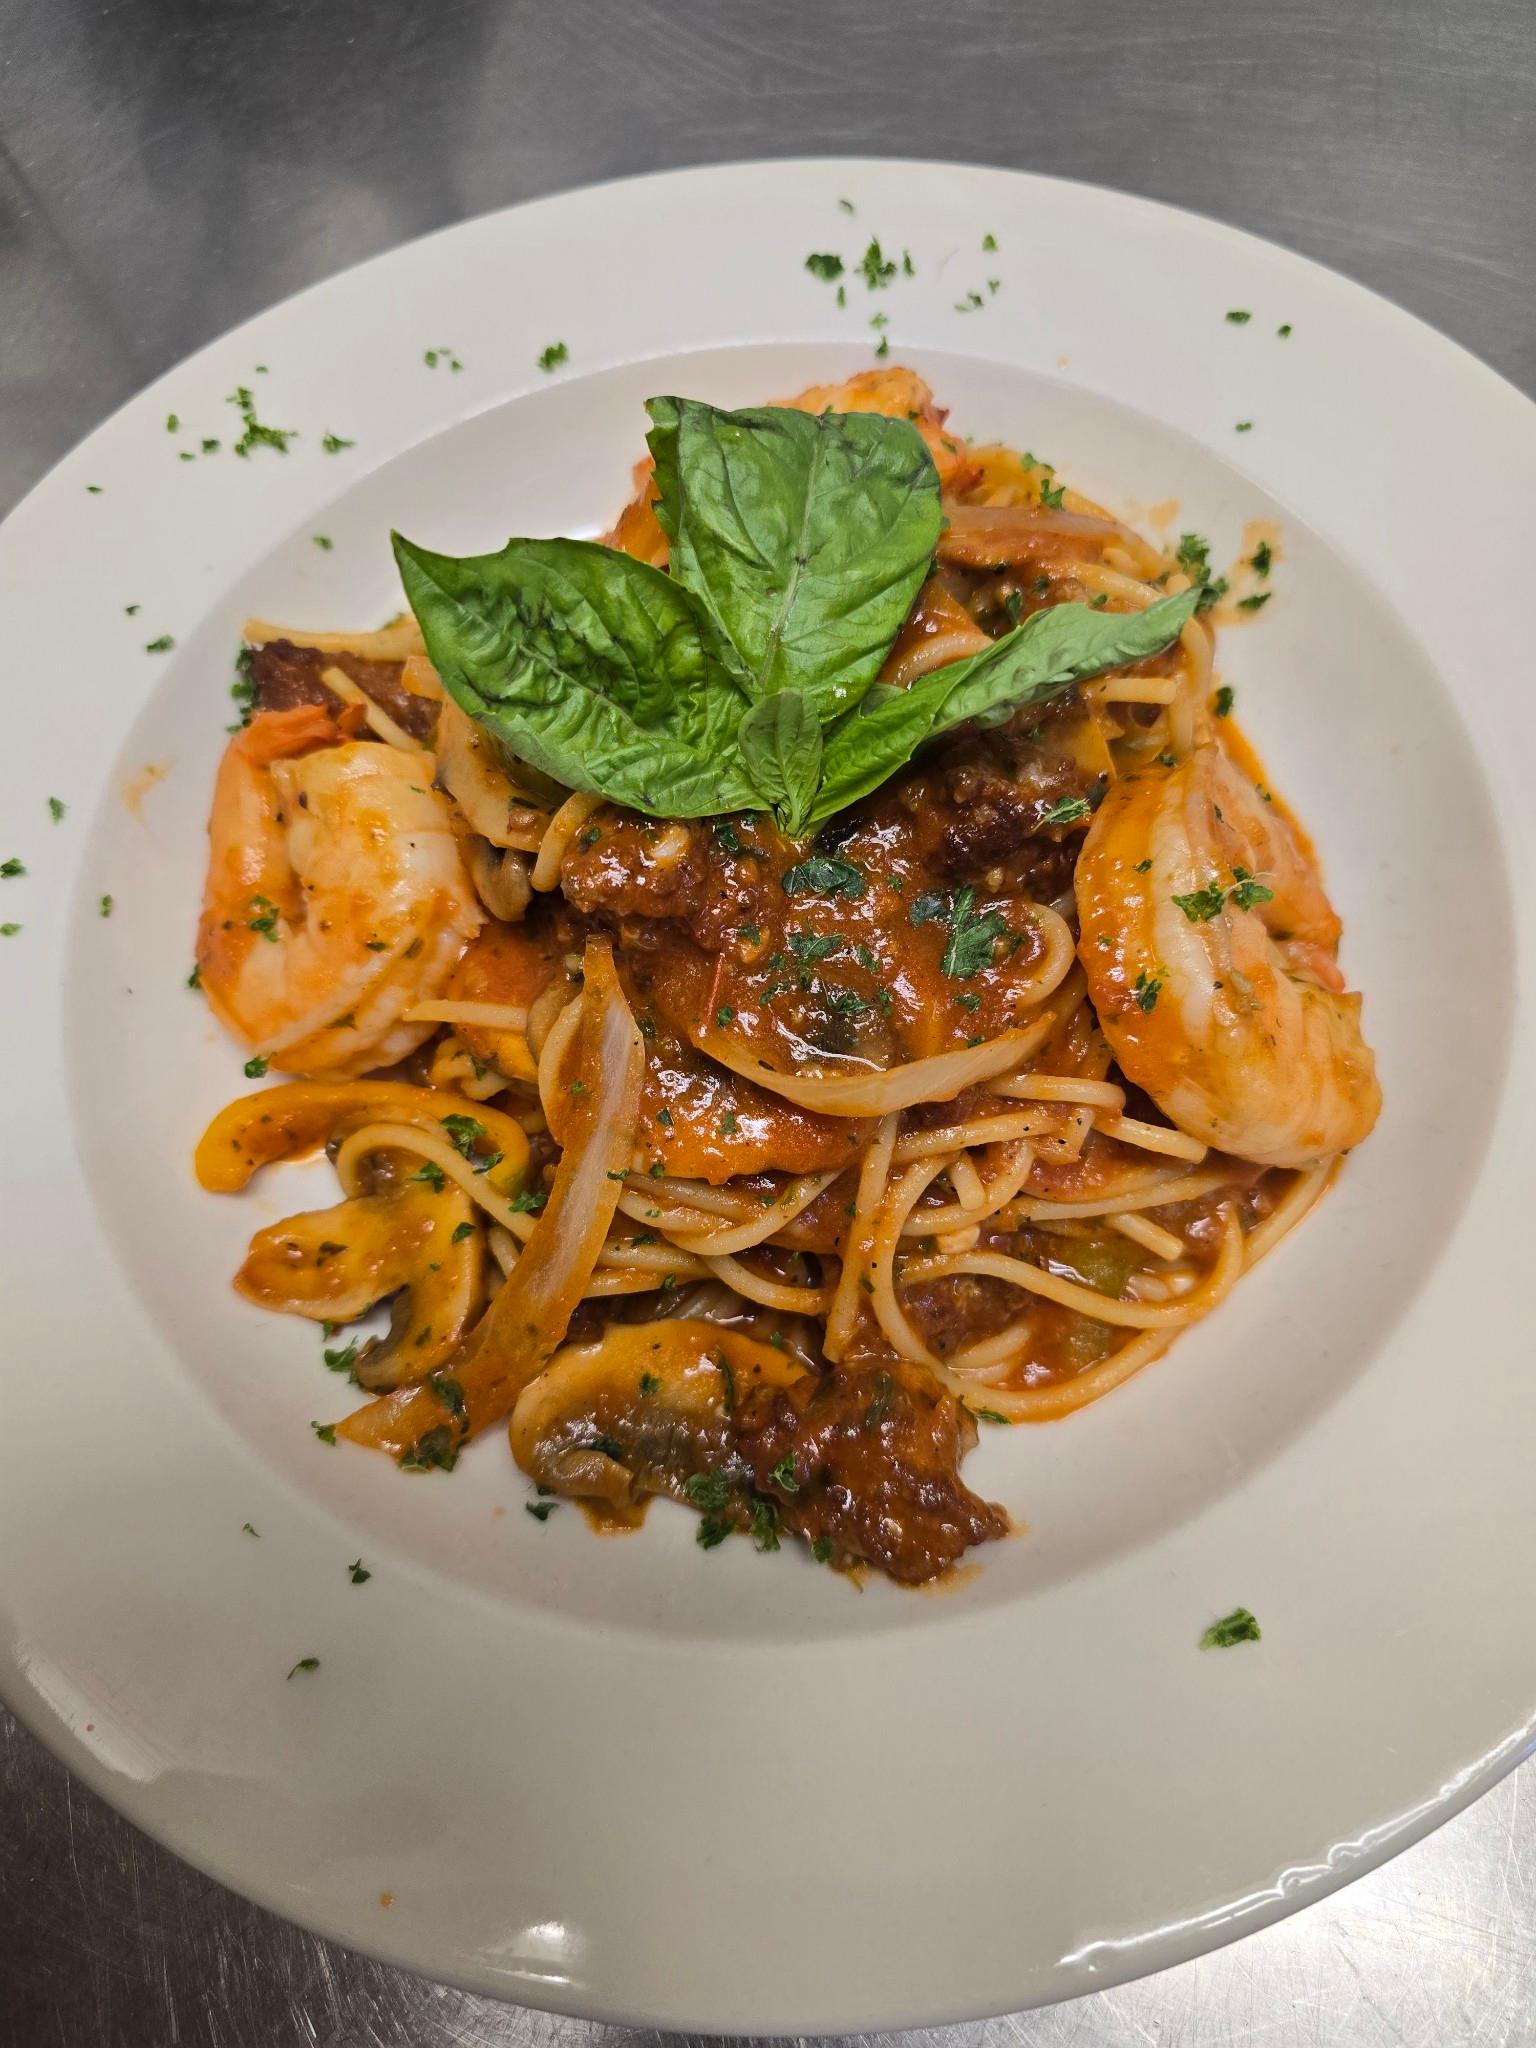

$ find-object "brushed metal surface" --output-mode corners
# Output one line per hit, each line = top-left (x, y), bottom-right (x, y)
(1, 1), (1532, 2040)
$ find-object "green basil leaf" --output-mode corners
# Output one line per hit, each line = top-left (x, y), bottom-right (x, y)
(645, 396), (942, 724)
(809, 588), (1200, 826)
(737, 693), (823, 837)
(393, 532), (762, 818)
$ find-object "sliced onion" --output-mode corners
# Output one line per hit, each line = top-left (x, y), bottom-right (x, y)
(336, 939), (643, 1456)
(692, 1022), (1038, 1117)
(937, 501), (1130, 568)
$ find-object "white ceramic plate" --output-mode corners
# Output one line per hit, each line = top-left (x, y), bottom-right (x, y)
(1, 159), (1533, 2031)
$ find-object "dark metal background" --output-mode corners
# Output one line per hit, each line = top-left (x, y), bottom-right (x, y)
(2, 1), (1533, 2040)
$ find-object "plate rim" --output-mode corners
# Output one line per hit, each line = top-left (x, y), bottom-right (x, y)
(3, 155), (1535, 2030)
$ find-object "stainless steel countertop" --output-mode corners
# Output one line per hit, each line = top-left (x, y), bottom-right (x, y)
(1, 2), (1532, 2041)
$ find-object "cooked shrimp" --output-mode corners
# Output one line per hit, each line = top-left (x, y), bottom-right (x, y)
(1074, 743), (1380, 1167)
(781, 366), (980, 492)
(604, 365), (977, 564)
(197, 704), (482, 1077)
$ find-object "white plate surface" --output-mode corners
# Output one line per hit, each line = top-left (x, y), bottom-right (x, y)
(1, 160), (1533, 2031)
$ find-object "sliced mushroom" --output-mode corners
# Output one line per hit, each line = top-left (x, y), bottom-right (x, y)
(237, 1180), (483, 1390)
(510, 1319), (807, 1521)
(464, 834), (532, 922)
(195, 1080), (531, 1199)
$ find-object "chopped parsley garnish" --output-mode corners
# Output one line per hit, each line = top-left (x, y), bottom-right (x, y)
(124, 604), (140, 615)
(858, 238), (897, 289)
(982, 231), (998, 251)
(1249, 540), (1273, 576)
(838, 197), (855, 213)
(241, 1522), (260, 1537)
(310, 1421), (338, 1445)
(508, 1185), (548, 1212)
(738, 921), (761, 945)
(715, 1004), (736, 1028)
(229, 646), (258, 726)
(909, 885), (1008, 978)
(788, 930), (841, 962)
(408, 1161), (446, 1191)
(348, 1558), (371, 1584)
(782, 856), (867, 900)
(536, 342), (569, 372)
(228, 384), (296, 457)
(286, 1657), (320, 1679)
(1174, 530), (1228, 613)
(769, 1451), (799, 1492)
(1133, 858), (1152, 874)
(639, 1371), (662, 1395)
(1235, 420), (1253, 433)
(1225, 308), (1251, 324)
(656, 1106), (674, 1127)
(1037, 475), (1066, 509)
(1200, 1606), (1261, 1648)
(98, 895), (114, 918)
(440, 1112), (500, 1172)
(526, 1500), (557, 1521)
(397, 1425), (459, 1471)
(313, 534), (333, 550)
(1132, 969), (1164, 1013)
(0, 924), (20, 938)
(423, 347), (463, 371)
(450, 1219), (477, 1244)
(1, 858), (24, 878)
(166, 413), (179, 432)
(1236, 591), (1271, 613)
(1277, 323), (1292, 338)
(428, 1374), (467, 1418)
(243, 1054), (269, 1078)
(824, 986), (869, 1018)
(805, 252), (844, 281)
(144, 634), (175, 653)
(715, 1352), (737, 1411)
(955, 289), (985, 313)
(47, 796), (65, 823)
(1213, 685), (1235, 718)
(321, 431), (355, 453)
(685, 1469), (732, 1512)
(245, 896), (279, 939)
(1228, 867), (1275, 910)
(85, 485), (102, 494)
(750, 1498), (780, 1552)
(186, 963), (202, 989)
(974, 1407), (1009, 1425)
(1040, 794), (1091, 826)
(1172, 884), (1227, 924)
(810, 1536), (835, 1564)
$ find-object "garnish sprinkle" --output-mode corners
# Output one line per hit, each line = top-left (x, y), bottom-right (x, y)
(1200, 1607), (1261, 1649)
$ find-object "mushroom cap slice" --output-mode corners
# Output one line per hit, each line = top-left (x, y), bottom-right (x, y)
(236, 1181), (483, 1390)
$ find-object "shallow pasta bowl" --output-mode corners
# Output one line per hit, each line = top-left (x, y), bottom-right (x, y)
(0, 159), (1532, 2030)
